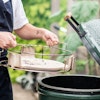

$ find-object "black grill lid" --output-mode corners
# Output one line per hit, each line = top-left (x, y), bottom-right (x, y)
(64, 13), (100, 65)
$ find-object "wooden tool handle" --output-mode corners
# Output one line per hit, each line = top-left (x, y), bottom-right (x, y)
(64, 12), (72, 21)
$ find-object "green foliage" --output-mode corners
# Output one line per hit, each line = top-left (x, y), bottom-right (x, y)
(49, 9), (67, 27)
(9, 68), (25, 83)
(62, 33), (82, 52)
(71, 0), (99, 23)
(48, 0), (67, 29)
(75, 59), (87, 73)
(57, 32), (82, 62)
(22, 0), (50, 28)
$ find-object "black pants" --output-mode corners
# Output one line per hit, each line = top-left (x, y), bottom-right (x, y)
(0, 57), (13, 100)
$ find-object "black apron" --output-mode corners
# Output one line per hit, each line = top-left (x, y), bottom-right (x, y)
(0, 0), (13, 100)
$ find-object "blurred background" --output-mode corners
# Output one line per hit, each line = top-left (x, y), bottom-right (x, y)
(9, 0), (100, 100)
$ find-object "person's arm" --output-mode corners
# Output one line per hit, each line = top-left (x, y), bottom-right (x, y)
(14, 23), (59, 46)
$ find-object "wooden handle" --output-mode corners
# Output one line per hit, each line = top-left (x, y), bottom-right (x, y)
(64, 12), (72, 21)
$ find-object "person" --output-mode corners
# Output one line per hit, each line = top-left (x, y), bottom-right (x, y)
(0, 0), (59, 100)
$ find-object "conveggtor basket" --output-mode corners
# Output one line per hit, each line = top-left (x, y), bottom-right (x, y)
(7, 46), (75, 72)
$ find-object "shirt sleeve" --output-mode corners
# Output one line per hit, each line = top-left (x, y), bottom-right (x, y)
(12, 0), (29, 30)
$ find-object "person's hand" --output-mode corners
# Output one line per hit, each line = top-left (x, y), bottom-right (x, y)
(0, 32), (17, 49)
(41, 28), (59, 46)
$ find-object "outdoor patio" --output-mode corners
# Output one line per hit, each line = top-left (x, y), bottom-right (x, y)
(13, 84), (38, 100)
